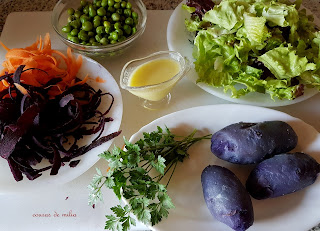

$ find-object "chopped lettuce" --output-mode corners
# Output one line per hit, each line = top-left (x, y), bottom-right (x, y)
(202, 0), (245, 30)
(258, 46), (316, 79)
(183, 0), (320, 100)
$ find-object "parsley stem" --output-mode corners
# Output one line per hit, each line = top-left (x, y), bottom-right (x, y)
(166, 161), (178, 188)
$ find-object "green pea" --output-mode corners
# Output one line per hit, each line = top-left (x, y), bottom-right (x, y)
(116, 28), (123, 36)
(104, 22), (112, 33)
(110, 40), (117, 44)
(118, 35), (126, 42)
(93, 0), (98, 4)
(80, 41), (87, 45)
(132, 11), (138, 19)
(89, 5), (97, 17)
(101, 0), (108, 7)
(80, 0), (87, 6)
(96, 1), (102, 7)
(83, 5), (89, 14)
(105, 25), (112, 33)
(69, 36), (80, 43)
(88, 31), (95, 37)
(110, 31), (119, 40)
(94, 15), (102, 21)
(114, 0), (121, 2)
(86, 42), (92, 45)
(96, 26), (105, 34)
(111, 12), (120, 21)
(108, 6), (115, 13)
(132, 26), (136, 34)
(70, 19), (81, 28)
(114, 2), (120, 9)
(67, 8), (75, 15)
(68, 15), (74, 23)
(133, 18), (138, 25)
(78, 30), (89, 41)
(97, 7), (107, 16)
(123, 8), (131, 17)
(74, 10), (82, 18)
(125, 17), (133, 25)
(67, 33), (73, 40)
(89, 37), (96, 43)
(92, 41), (100, 46)
(70, 28), (79, 36)
(123, 24), (131, 34)
(114, 22), (121, 30)
(108, 0), (114, 6)
(95, 34), (103, 42)
(100, 37), (109, 45)
(62, 25), (72, 33)
(93, 19), (101, 28)
(103, 20), (111, 27)
(120, 1), (126, 8)
(80, 15), (90, 23)
(82, 21), (93, 31)
(116, 9), (123, 15)
(126, 2), (132, 9)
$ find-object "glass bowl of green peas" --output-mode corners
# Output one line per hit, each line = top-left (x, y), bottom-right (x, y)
(52, 0), (147, 57)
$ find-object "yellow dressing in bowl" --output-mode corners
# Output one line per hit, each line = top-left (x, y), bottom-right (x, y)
(127, 58), (181, 101)
(120, 51), (190, 109)
(128, 58), (180, 87)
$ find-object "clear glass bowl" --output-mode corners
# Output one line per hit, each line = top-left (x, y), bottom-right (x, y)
(51, 0), (147, 57)
(120, 51), (190, 110)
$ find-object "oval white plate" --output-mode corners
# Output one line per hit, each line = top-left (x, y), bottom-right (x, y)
(129, 104), (320, 231)
(0, 54), (123, 192)
(167, 1), (320, 107)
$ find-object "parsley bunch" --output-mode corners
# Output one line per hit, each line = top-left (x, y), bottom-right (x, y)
(88, 126), (211, 231)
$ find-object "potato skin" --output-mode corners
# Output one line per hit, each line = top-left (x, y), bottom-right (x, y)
(201, 165), (254, 231)
(246, 152), (320, 200)
(211, 121), (298, 164)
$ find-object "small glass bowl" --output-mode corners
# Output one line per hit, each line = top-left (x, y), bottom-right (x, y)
(120, 51), (190, 110)
(51, 0), (147, 57)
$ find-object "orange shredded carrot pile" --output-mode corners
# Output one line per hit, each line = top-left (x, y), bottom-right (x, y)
(0, 33), (85, 97)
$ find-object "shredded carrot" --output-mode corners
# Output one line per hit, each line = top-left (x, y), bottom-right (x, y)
(2, 79), (9, 88)
(95, 76), (106, 83)
(14, 83), (29, 95)
(0, 33), (85, 97)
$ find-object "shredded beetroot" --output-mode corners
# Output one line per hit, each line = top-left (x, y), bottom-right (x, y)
(0, 65), (121, 181)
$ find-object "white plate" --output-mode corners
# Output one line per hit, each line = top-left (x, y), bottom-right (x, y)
(0, 54), (123, 192)
(129, 104), (320, 231)
(167, 1), (320, 107)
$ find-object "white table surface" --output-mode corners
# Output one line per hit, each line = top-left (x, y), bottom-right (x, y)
(1, 10), (320, 231)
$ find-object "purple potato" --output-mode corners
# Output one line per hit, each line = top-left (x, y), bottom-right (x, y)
(246, 152), (320, 200)
(211, 121), (298, 164)
(201, 165), (254, 231)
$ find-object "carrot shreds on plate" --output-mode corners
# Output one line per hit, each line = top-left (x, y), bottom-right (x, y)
(0, 33), (87, 97)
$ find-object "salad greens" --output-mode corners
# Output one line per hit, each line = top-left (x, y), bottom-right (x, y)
(183, 0), (320, 100)
(88, 126), (211, 231)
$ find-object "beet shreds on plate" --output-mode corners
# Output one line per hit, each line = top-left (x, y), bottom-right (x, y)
(0, 65), (121, 181)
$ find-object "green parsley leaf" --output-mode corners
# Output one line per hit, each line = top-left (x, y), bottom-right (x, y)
(89, 127), (211, 231)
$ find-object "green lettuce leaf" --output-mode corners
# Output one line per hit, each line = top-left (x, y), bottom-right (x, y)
(258, 46), (316, 79)
(244, 13), (268, 43)
(182, 4), (196, 13)
(202, 0), (246, 30)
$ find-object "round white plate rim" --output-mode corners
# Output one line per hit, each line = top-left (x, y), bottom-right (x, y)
(128, 104), (320, 231)
(167, 1), (320, 107)
(0, 53), (123, 193)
